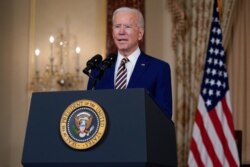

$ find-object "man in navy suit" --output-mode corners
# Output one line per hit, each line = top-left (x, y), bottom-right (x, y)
(87, 7), (172, 119)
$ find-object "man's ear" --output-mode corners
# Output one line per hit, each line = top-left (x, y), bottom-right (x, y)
(138, 28), (144, 41)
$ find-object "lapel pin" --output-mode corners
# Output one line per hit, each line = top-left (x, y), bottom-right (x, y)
(141, 63), (146, 66)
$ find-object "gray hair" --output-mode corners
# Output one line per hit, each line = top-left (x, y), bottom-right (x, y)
(112, 7), (144, 28)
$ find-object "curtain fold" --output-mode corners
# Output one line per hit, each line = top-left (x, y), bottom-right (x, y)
(168, 1), (213, 166)
(168, 0), (236, 166)
(227, 0), (250, 164)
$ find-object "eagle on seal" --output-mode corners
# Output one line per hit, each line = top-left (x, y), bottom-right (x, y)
(74, 112), (94, 138)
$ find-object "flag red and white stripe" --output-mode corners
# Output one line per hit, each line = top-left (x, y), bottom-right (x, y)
(188, 1), (240, 167)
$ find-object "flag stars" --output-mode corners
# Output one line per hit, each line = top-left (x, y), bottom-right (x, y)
(200, 6), (230, 111)
(208, 58), (213, 64)
(211, 38), (215, 44)
(206, 99), (212, 106)
(212, 27), (217, 33)
(220, 50), (224, 56)
(216, 90), (221, 97)
(222, 83), (226, 88)
(214, 49), (219, 55)
(219, 60), (223, 67)
(214, 59), (218, 65)
(206, 68), (211, 74)
(203, 88), (207, 95)
(215, 38), (221, 45)
(224, 72), (228, 78)
(208, 89), (214, 96)
(218, 71), (223, 76)
(210, 79), (215, 86)
(214, 17), (219, 23)
(209, 48), (214, 54)
(217, 28), (222, 35)
(205, 78), (210, 84)
(212, 69), (217, 76)
(216, 80), (222, 87)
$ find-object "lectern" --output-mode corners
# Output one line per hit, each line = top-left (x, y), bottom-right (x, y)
(22, 89), (177, 167)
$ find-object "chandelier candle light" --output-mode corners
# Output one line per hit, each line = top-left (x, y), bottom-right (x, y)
(76, 46), (81, 76)
(49, 35), (55, 74)
(35, 48), (40, 73)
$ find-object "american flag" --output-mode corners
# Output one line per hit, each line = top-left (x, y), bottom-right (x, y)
(187, 1), (240, 167)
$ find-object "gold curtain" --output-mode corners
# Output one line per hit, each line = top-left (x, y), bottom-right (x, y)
(227, 0), (250, 164)
(168, 0), (236, 166)
(168, 0), (213, 166)
(106, 0), (145, 54)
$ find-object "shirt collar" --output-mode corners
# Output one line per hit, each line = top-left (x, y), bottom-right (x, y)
(117, 48), (141, 65)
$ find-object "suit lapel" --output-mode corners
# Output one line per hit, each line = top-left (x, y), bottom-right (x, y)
(107, 64), (116, 88)
(127, 53), (149, 88)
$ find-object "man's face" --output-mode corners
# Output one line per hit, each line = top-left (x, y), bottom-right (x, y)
(112, 12), (144, 56)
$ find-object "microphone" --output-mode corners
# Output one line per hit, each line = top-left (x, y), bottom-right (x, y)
(91, 53), (117, 90)
(83, 54), (102, 76)
(100, 53), (117, 71)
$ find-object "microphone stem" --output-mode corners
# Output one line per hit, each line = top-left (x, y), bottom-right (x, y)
(91, 69), (104, 90)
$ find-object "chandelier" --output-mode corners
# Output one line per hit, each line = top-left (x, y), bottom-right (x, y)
(30, 33), (84, 92)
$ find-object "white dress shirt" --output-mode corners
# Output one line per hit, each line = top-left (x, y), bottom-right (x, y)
(114, 48), (141, 87)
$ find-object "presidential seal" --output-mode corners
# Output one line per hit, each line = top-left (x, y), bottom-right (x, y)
(60, 99), (106, 150)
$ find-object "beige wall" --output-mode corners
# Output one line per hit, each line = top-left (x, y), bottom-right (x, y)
(0, 0), (30, 166)
(145, 0), (175, 119)
(0, 0), (174, 166)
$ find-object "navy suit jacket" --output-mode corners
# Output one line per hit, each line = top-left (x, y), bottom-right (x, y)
(87, 52), (172, 119)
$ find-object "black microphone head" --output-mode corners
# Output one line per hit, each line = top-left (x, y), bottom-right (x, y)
(90, 53), (116, 83)
(101, 53), (117, 70)
(87, 54), (102, 67)
(83, 54), (103, 76)
(107, 53), (116, 61)
(93, 54), (103, 64)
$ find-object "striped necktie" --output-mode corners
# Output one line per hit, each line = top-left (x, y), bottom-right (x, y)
(115, 58), (128, 89)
